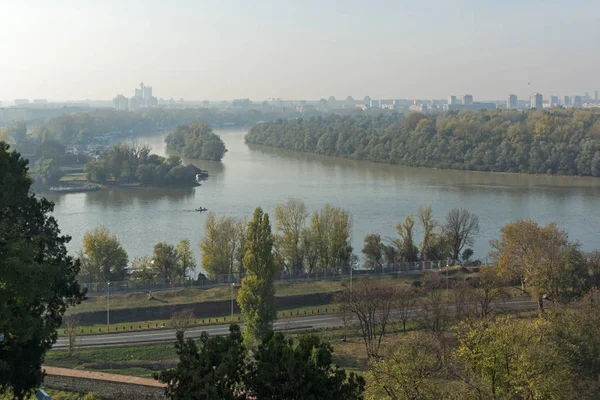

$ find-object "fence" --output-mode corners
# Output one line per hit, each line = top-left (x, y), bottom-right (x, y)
(81, 259), (473, 295)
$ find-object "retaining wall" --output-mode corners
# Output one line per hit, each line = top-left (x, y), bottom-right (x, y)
(70, 292), (338, 325)
(43, 366), (165, 400)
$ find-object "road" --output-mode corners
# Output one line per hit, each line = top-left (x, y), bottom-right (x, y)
(53, 297), (537, 349)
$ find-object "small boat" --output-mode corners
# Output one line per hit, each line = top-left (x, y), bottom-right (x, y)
(195, 207), (208, 212)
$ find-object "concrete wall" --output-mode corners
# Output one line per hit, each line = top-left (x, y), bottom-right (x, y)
(70, 292), (338, 325)
(44, 375), (164, 400)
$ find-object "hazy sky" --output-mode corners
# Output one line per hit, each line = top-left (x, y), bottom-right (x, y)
(1, 0), (599, 102)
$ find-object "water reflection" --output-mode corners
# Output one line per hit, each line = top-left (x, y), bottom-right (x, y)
(247, 143), (600, 189)
(83, 187), (195, 208)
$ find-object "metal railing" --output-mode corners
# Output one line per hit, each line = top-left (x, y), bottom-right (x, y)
(81, 259), (476, 296)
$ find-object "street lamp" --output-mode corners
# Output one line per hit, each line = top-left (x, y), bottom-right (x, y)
(231, 283), (235, 321)
(446, 261), (449, 294)
(107, 281), (111, 332)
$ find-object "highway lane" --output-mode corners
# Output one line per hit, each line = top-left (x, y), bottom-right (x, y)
(53, 297), (537, 349)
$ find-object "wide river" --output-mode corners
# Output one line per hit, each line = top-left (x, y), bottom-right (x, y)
(47, 128), (600, 276)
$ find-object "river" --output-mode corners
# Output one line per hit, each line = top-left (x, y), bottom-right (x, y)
(46, 128), (600, 276)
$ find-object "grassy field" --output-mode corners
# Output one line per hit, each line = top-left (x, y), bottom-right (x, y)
(70, 273), (428, 314)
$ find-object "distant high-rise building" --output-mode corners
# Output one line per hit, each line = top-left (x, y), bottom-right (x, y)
(549, 96), (559, 107)
(370, 99), (380, 108)
(562, 96), (571, 106)
(530, 93), (543, 109)
(112, 94), (129, 111)
(14, 99), (29, 106)
(595, 90), (599, 101)
(33, 99), (48, 104)
(507, 94), (517, 109)
(363, 96), (371, 104)
(448, 95), (457, 105)
(463, 94), (473, 105)
(573, 96), (583, 107)
(142, 85), (153, 100)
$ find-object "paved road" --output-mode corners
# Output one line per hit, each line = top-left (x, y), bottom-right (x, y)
(53, 297), (537, 349)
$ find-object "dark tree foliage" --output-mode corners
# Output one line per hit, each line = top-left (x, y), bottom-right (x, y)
(245, 109), (600, 177)
(85, 143), (199, 186)
(245, 332), (365, 400)
(165, 122), (227, 161)
(155, 325), (365, 400)
(29, 109), (303, 145)
(0, 143), (85, 399)
(155, 325), (246, 400)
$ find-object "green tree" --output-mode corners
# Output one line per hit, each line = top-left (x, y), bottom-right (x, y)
(309, 204), (353, 272)
(456, 316), (575, 399)
(397, 216), (419, 262)
(586, 250), (600, 289)
(155, 325), (245, 400)
(199, 213), (245, 280)
(418, 206), (437, 261)
(165, 122), (227, 161)
(129, 256), (155, 282)
(82, 227), (129, 282)
(0, 143), (85, 399)
(237, 207), (277, 346)
(31, 157), (64, 188)
(492, 220), (590, 311)
(175, 239), (196, 281)
(362, 233), (384, 270)
(152, 242), (179, 285)
(274, 199), (308, 273)
(365, 332), (447, 400)
(245, 332), (365, 400)
(7, 121), (27, 144)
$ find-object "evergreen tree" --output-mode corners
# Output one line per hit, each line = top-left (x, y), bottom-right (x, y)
(0, 143), (85, 399)
(237, 207), (277, 346)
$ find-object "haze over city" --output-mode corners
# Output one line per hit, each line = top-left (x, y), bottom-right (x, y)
(2, 0), (599, 102)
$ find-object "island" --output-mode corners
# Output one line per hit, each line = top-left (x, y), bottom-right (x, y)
(165, 122), (227, 162)
(245, 109), (600, 177)
(84, 143), (206, 187)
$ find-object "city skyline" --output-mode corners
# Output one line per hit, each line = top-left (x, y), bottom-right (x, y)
(2, 1), (600, 101)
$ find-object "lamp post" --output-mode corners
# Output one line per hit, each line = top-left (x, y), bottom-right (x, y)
(231, 283), (235, 321)
(446, 261), (449, 294)
(107, 281), (110, 332)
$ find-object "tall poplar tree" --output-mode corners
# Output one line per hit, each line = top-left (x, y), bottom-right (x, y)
(237, 207), (277, 346)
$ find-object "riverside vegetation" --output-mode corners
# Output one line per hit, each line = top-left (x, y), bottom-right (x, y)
(164, 122), (227, 161)
(246, 108), (600, 177)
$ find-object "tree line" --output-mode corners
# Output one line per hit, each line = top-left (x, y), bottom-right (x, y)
(84, 143), (199, 186)
(77, 227), (196, 285)
(164, 122), (227, 161)
(245, 108), (600, 177)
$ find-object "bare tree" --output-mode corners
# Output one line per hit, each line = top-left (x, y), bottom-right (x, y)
(419, 274), (450, 333)
(64, 315), (80, 356)
(396, 286), (418, 333)
(337, 280), (396, 358)
(468, 267), (511, 320)
(169, 308), (196, 335)
(444, 208), (480, 261)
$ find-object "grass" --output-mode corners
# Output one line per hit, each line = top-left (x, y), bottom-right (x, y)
(59, 173), (88, 183)
(46, 343), (178, 379)
(48, 321), (425, 378)
(70, 274), (422, 315)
